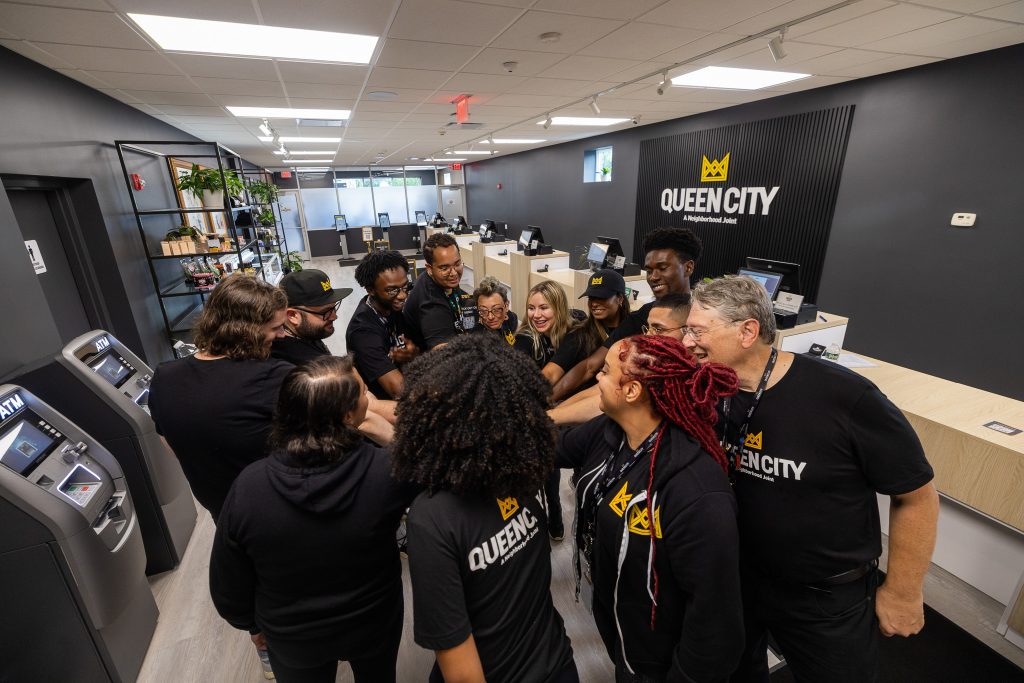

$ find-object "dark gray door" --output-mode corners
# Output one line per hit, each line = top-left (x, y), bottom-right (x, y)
(8, 190), (92, 343)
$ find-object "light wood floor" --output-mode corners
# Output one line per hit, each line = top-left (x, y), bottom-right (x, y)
(139, 471), (615, 682)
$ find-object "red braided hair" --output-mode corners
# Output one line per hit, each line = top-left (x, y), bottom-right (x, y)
(617, 335), (738, 629)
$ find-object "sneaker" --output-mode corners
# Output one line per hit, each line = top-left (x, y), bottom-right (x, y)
(257, 648), (275, 680)
(549, 525), (565, 542)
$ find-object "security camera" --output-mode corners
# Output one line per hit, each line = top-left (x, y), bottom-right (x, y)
(438, 128), (446, 136)
(502, 61), (518, 74)
(631, 116), (640, 125)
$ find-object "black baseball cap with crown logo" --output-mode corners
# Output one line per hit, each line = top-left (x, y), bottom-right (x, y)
(580, 268), (626, 299)
(280, 269), (353, 307)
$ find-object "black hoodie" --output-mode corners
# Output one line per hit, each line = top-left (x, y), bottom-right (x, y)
(209, 442), (418, 649)
(558, 416), (744, 682)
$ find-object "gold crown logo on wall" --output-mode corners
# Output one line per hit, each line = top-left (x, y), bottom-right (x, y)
(701, 153), (730, 182)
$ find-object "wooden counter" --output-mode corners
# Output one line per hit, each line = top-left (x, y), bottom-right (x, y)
(775, 313), (848, 353)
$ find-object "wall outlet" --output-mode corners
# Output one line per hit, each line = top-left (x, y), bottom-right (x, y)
(951, 212), (976, 227)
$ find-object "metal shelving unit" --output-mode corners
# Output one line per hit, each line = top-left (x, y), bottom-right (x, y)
(114, 140), (288, 356)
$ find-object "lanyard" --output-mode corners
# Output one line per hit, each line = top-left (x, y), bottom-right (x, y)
(367, 296), (405, 349)
(721, 347), (777, 473)
(445, 291), (468, 333)
(591, 424), (663, 516)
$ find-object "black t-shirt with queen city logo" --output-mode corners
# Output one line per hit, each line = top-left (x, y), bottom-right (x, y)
(407, 490), (574, 683)
(720, 353), (934, 583)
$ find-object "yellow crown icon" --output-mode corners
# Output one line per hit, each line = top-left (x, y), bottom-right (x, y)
(744, 431), (762, 450)
(320, 280), (332, 292)
(701, 153), (730, 182)
(592, 276), (603, 285)
(497, 496), (519, 521)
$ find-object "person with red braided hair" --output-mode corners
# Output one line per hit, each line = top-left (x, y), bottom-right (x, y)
(556, 334), (745, 683)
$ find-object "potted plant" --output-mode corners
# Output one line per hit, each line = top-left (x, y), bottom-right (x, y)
(176, 164), (245, 208)
(280, 250), (303, 273)
(601, 166), (611, 180)
(248, 179), (279, 205)
(257, 208), (276, 226)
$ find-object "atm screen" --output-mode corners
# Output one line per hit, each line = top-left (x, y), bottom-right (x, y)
(0, 418), (56, 476)
(91, 353), (132, 388)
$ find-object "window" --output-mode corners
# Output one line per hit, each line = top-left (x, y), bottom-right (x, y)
(583, 146), (613, 183)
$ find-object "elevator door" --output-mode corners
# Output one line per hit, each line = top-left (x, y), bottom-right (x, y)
(8, 189), (92, 343)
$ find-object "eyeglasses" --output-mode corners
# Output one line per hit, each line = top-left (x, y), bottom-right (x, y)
(433, 259), (463, 275)
(642, 323), (685, 336)
(294, 300), (342, 321)
(382, 282), (412, 298)
(478, 305), (507, 318)
(680, 320), (735, 341)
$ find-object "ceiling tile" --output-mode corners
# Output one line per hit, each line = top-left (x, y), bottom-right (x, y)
(389, 0), (523, 46)
(536, 54), (643, 80)
(443, 71), (527, 92)
(491, 10), (625, 54)
(657, 31), (751, 65)
(602, 61), (674, 83)
(13, 0), (111, 9)
(0, 39), (75, 69)
(505, 76), (611, 96)
(121, 90), (217, 105)
(784, 47), (893, 74)
(860, 15), (1012, 54)
(762, 74), (850, 91)
(276, 61), (369, 85)
(287, 97), (357, 108)
(285, 82), (361, 100)
(207, 93), (290, 107)
(637, 0), (791, 31)
(827, 53), (940, 77)
(33, 43), (180, 74)
(106, 0), (259, 23)
(910, 0), (1011, 11)
(796, 4), (958, 46)
(485, 93), (576, 108)
(578, 22), (708, 61)
(721, 40), (841, 69)
(921, 23), (1024, 57)
(150, 104), (227, 116)
(80, 70), (201, 91)
(55, 68), (116, 89)
(0, 4), (150, 49)
(367, 66), (453, 90)
(255, 0), (394, 35)
(461, 47), (567, 77)
(769, 0), (896, 38)
(193, 77), (286, 96)
(978, 1), (1024, 21)
(532, 0), (667, 21)
(376, 39), (481, 71)
(165, 54), (280, 81)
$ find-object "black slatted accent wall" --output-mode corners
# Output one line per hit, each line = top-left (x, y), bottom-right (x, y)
(634, 106), (854, 303)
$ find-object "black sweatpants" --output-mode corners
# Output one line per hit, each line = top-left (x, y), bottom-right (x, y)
(730, 566), (880, 683)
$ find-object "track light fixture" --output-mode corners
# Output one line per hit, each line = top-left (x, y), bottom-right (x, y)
(768, 27), (787, 62)
(657, 70), (668, 96)
(543, 114), (552, 129)
(258, 118), (272, 137)
(588, 96), (601, 115)
(487, 134), (495, 145)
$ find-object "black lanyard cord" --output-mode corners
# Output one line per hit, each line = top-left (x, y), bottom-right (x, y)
(721, 347), (777, 473)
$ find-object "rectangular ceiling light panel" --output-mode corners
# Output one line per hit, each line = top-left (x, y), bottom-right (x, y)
(273, 150), (336, 155)
(258, 136), (341, 143)
(539, 117), (629, 126)
(671, 66), (810, 90)
(129, 14), (378, 64)
(229, 106), (350, 119)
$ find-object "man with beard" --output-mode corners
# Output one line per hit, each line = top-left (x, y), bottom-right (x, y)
(346, 250), (419, 399)
(270, 269), (353, 366)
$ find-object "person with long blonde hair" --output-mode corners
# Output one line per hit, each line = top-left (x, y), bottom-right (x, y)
(515, 281), (585, 385)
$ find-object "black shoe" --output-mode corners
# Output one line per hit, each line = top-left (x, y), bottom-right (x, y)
(549, 523), (564, 542)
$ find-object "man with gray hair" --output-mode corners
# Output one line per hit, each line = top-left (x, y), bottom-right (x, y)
(686, 275), (939, 683)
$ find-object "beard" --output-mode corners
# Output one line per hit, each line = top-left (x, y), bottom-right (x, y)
(296, 314), (332, 340)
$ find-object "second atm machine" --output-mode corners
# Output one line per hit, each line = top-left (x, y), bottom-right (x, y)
(12, 330), (196, 574)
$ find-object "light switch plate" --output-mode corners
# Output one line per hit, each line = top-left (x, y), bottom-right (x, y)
(951, 212), (976, 227)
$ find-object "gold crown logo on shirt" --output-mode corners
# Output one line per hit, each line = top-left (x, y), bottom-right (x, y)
(320, 281), (331, 292)
(627, 505), (663, 538)
(701, 152), (730, 182)
(591, 276), (603, 285)
(744, 431), (762, 450)
(608, 481), (631, 518)
(497, 496), (519, 521)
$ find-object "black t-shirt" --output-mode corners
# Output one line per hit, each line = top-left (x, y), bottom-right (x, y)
(345, 296), (409, 399)
(408, 490), (574, 683)
(514, 328), (586, 371)
(720, 353), (934, 583)
(557, 417), (743, 680)
(149, 356), (293, 520)
(474, 311), (519, 346)
(603, 302), (653, 348)
(270, 335), (329, 365)
(403, 271), (478, 349)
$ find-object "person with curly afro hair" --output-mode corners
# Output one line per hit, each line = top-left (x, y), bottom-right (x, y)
(346, 250), (419, 399)
(392, 335), (579, 683)
(557, 334), (744, 682)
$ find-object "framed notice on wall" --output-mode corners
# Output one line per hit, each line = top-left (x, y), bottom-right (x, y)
(633, 106), (854, 303)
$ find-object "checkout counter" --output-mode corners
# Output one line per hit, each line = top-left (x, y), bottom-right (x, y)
(0, 385), (157, 682)
(11, 330), (197, 575)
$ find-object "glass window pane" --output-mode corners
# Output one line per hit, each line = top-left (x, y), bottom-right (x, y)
(405, 167), (439, 220)
(334, 167), (375, 227)
(371, 167), (410, 224)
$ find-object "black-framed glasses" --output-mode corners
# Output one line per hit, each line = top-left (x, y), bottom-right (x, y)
(478, 305), (507, 318)
(382, 282), (413, 298)
(642, 323), (686, 336)
(433, 259), (463, 275)
(294, 300), (342, 321)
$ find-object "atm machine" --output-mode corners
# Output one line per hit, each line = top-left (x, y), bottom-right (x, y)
(0, 385), (158, 682)
(11, 330), (196, 574)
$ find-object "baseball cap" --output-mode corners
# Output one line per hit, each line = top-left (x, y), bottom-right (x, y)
(280, 269), (353, 307)
(580, 269), (626, 300)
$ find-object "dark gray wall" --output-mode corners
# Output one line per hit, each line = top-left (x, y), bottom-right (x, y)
(466, 43), (1024, 401)
(0, 46), (202, 371)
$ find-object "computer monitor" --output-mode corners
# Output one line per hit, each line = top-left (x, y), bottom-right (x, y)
(745, 257), (802, 296)
(481, 220), (495, 234)
(587, 242), (610, 268)
(596, 236), (626, 271)
(334, 214), (348, 231)
(415, 210), (427, 226)
(738, 267), (783, 300)
(377, 212), (391, 229)
(519, 225), (545, 251)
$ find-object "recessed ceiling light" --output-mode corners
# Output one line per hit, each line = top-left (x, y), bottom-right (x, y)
(287, 159), (337, 163)
(670, 66), (809, 90)
(273, 150), (335, 155)
(292, 167), (331, 172)
(258, 136), (341, 143)
(449, 151), (495, 155)
(484, 139), (547, 144)
(128, 14), (378, 64)
(428, 158), (466, 162)
(229, 106), (350, 119)
(539, 31), (562, 43)
(366, 91), (399, 101)
(537, 117), (630, 126)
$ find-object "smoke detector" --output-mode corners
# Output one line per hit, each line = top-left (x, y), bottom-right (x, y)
(539, 32), (562, 43)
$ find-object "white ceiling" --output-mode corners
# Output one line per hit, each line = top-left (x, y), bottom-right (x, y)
(1, 0), (1022, 168)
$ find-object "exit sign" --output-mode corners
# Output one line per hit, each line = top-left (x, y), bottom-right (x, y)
(450, 163), (462, 171)
(280, 171), (292, 178)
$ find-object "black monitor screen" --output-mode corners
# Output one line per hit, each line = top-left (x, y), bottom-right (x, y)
(745, 257), (802, 296)
(0, 415), (56, 476)
(378, 213), (391, 229)
(738, 268), (783, 300)
(90, 352), (133, 388)
(587, 242), (609, 265)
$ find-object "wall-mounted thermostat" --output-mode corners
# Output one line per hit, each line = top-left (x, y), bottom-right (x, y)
(951, 212), (976, 227)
